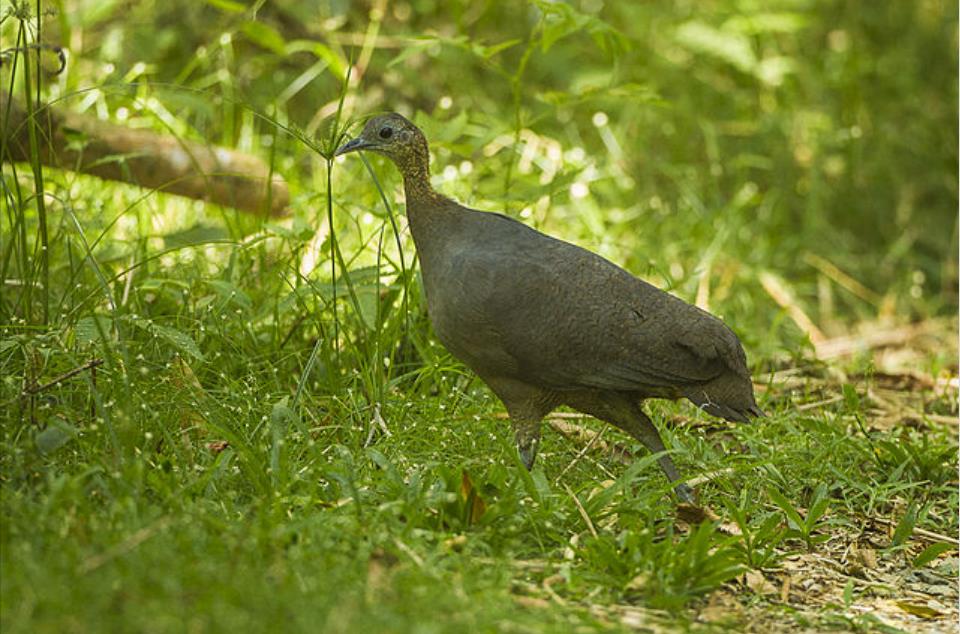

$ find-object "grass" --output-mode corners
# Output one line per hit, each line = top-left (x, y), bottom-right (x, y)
(2, 0), (958, 631)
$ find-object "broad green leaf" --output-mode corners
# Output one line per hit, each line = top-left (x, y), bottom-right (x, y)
(913, 542), (956, 568)
(723, 12), (809, 35)
(74, 315), (112, 345)
(675, 21), (756, 73)
(241, 20), (286, 55)
(892, 503), (918, 547)
(205, 0), (246, 12)
(767, 487), (804, 531)
(132, 319), (205, 361)
(270, 397), (296, 480)
(805, 483), (830, 530)
(207, 280), (253, 309)
(842, 383), (861, 412)
(162, 223), (229, 249)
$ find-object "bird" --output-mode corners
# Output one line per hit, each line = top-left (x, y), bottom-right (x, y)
(335, 112), (763, 502)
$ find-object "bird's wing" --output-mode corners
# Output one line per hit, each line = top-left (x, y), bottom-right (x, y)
(568, 306), (742, 391)
(469, 230), (746, 391)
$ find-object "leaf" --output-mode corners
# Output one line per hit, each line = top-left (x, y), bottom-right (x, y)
(207, 280), (253, 309)
(743, 569), (777, 595)
(895, 600), (944, 619)
(150, 324), (205, 361)
(36, 422), (77, 455)
(473, 38), (521, 59)
(913, 542), (956, 568)
(162, 223), (229, 249)
(538, 82), (661, 108)
(804, 483), (830, 531)
(459, 470), (487, 525)
(675, 21), (756, 73)
(266, 218), (315, 242)
(74, 315), (112, 345)
(205, 0), (245, 12)
(386, 37), (438, 68)
(767, 487), (804, 531)
(270, 397), (296, 480)
(241, 20), (286, 55)
(842, 384), (861, 412)
(892, 503), (917, 547)
(285, 40), (348, 80)
(723, 12), (809, 35)
(537, 0), (586, 52)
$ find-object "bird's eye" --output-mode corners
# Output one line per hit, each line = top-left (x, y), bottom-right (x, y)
(379, 127), (393, 140)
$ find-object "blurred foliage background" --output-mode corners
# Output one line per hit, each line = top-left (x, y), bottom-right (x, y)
(13, 0), (958, 334)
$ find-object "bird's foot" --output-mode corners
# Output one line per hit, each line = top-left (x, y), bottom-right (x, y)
(674, 482), (697, 504)
(518, 438), (539, 470)
(512, 420), (541, 470)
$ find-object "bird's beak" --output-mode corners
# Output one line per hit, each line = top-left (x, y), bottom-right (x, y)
(334, 137), (370, 156)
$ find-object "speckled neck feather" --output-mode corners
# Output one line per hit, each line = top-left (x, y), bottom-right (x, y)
(393, 131), (446, 206)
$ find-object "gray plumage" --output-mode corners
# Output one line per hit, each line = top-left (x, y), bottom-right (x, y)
(336, 113), (763, 502)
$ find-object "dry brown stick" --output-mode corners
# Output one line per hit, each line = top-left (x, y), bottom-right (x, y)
(796, 395), (844, 411)
(79, 516), (172, 574)
(814, 319), (949, 360)
(563, 483), (599, 539)
(2, 95), (288, 216)
(871, 517), (958, 546)
(473, 557), (550, 571)
(760, 271), (827, 346)
(803, 252), (883, 305)
(23, 358), (103, 397)
(759, 271), (826, 345)
(554, 424), (607, 484)
(919, 413), (959, 425)
(548, 419), (632, 469)
(686, 467), (735, 488)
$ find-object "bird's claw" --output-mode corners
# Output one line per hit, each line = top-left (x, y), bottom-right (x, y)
(518, 439), (539, 471)
(674, 482), (697, 504)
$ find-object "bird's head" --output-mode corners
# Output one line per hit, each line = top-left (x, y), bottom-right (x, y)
(335, 113), (430, 178)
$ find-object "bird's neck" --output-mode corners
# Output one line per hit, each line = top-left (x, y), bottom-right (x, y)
(401, 166), (438, 203)
(400, 169), (458, 248)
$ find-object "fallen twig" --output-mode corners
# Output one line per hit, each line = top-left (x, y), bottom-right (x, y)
(797, 395), (845, 411)
(760, 271), (826, 345)
(554, 425), (607, 484)
(548, 419), (633, 466)
(1, 94), (289, 216)
(815, 319), (949, 360)
(871, 517), (958, 546)
(564, 483), (599, 539)
(364, 403), (392, 447)
(803, 252), (883, 305)
(23, 358), (104, 398)
(79, 516), (172, 574)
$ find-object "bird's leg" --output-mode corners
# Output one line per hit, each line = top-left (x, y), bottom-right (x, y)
(512, 418), (541, 470)
(483, 377), (556, 471)
(563, 393), (696, 503)
(615, 406), (696, 503)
